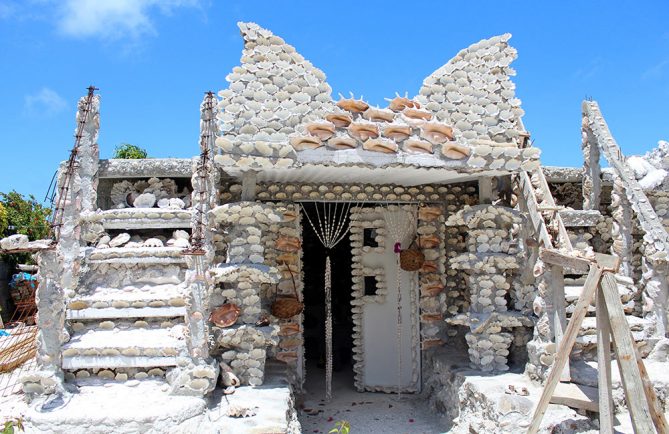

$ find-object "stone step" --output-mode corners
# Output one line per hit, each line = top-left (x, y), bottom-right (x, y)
(66, 284), (188, 314)
(83, 209), (193, 230)
(67, 306), (186, 320)
(61, 326), (187, 361)
(63, 355), (178, 370)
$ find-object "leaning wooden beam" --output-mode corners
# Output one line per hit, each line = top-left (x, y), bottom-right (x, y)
(539, 248), (592, 273)
(601, 272), (666, 433)
(527, 264), (604, 434)
(634, 344), (668, 434)
(597, 287), (614, 434)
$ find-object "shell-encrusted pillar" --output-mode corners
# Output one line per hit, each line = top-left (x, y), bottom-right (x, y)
(209, 202), (282, 386)
(611, 175), (634, 277)
(167, 92), (220, 396)
(21, 250), (67, 397)
(581, 116), (601, 211)
(446, 205), (531, 372)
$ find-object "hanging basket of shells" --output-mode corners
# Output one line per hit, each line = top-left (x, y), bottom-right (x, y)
(399, 238), (424, 272)
(271, 266), (304, 319)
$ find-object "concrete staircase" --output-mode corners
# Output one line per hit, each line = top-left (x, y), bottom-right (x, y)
(62, 245), (191, 382)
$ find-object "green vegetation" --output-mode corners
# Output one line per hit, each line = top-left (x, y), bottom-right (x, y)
(329, 420), (350, 434)
(2, 417), (24, 433)
(0, 191), (51, 265)
(113, 143), (148, 159)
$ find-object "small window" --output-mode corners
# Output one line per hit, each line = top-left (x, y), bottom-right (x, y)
(363, 228), (379, 248)
(364, 276), (378, 296)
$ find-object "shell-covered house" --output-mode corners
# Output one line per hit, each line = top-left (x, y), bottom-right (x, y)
(4, 21), (669, 433)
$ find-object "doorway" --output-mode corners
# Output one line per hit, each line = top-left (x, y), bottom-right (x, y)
(301, 203), (354, 394)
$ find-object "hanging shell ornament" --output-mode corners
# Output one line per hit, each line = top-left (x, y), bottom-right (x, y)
(209, 303), (241, 328)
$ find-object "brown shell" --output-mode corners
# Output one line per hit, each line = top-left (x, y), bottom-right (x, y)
(418, 234), (440, 249)
(290, 136), (322, 151)
(442, 143), (471, 160)
(325, 113), (353, 128)
(418, 206), (442, 221)
(383, 125), (412, 141)
(421, 339), (444, 350)
(276, 252), (298, 265)
(388, 96), (420, 111)
(276, 236), (301, 252)
(209, 303), (241, 328)
(403, 139), (433, 154)
(348, 123), (379, 141)
(420, 123), (454, 144)
(306, 122), (336, 141)
(420, 281), (444, 297)
(421, 313), (443, 323)
(420, 260), (438, 273)
(362, 138), (398, 154)
(278, 337), (303, 349)
(336, 98), (369, 113)
(281, 210), (298, 222)
(403, 108), (433, 121)
(363, 108), (395, 123)
(276, 351), (298, 364)
(278, 323), (301, 336)
(327, 137), (358, 150)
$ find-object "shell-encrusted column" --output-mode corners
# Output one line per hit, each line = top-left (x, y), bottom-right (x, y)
(611, 175), (634, 277)
(209, 202), (282, 386)
(417, 205), (446, 350)
(446, 205), (531, 372)
(581, 116), (601, 211)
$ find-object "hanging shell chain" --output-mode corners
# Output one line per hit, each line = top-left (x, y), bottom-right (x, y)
(384, 206), (417, 398)
(325, 255), (333, 401)
(300, 202), (356, 401)
(49, 85), (97, 242)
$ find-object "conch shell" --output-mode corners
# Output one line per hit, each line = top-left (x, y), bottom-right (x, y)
(420, 123), (454, 144)
(348, 123), (379, 141)
(276, 351), (298, 364)
(336, 98), (369, 113)
(388, 96), (420, 111)
(403, 108), (433, 121)
(290, 136), (322, 151)
(441, 143), (470, 160)
(362, 138), (398, 154)
(363, 108), (395, 123)
(383, 125), (412, 141)
(327, 137), (358, 150)
(418, 206), (442, 221)
(403, 139), (433, 154)
(325, 113), (352, 128)
(306, 122), (336, 140)
(418, 234), (440, 249)
(420, 261), (438, 273)
(276, 236), (301, 252)
(420, 281), (444, 297)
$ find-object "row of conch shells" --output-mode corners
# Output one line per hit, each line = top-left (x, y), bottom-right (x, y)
(110, 178), (191, 209)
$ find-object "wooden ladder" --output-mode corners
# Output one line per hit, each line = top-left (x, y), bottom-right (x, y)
(528, 249), (668, 434)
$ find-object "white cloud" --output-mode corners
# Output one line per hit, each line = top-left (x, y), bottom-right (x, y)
(55, 0), (201, 41)
(24, 87), (67, 117)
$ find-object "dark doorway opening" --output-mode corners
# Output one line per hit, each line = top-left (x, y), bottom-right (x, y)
(301, 203), (354, 390)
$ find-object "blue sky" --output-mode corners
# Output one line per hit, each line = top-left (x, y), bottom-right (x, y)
(1, 1), (668, 201)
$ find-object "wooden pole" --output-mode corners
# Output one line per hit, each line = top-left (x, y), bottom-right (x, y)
(596, 287), (614, 434)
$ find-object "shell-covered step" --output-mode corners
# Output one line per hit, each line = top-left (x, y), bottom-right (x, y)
(64, 366), (170, 382)
(87, 246), (187, 265)
(66, 284), (188, 320)
(61, 326), (187, 369)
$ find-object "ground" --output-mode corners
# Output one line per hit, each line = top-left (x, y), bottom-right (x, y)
(297, 363), (448, 434)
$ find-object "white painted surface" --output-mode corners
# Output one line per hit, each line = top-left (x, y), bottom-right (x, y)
(359, 208), (420, 391)
(66, 307), (187, 320)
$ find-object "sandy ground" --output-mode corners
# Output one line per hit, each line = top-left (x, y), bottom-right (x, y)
(297, 363), (448, 434)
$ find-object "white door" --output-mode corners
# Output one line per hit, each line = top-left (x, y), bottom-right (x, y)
(351, 206), (420, 393)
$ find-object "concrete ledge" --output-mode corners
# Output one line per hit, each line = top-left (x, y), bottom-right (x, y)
(63, 355), (179, 369)
(67, 306), (186, 320)
(99, 159), (194, 179)
(558, 209), (603, 227)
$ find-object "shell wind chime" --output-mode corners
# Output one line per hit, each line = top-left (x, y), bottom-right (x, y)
(301, 202), (355, 401)
(384, 206), (418, 399)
